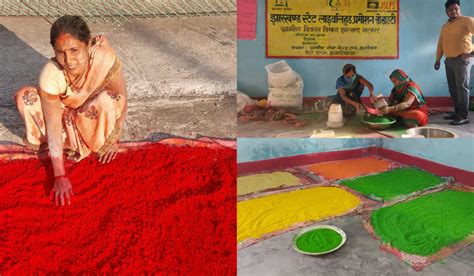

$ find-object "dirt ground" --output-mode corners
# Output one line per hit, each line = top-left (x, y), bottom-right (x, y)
(0, 16), (236, 145)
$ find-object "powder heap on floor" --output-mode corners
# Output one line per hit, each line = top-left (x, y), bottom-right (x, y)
(0, 143), (236, 274)
(307, 156), (392, 181)
(340, 167), (445, 201)
(237, 171), (301, 196)
(371, 190), (474, 256)
(238, 187), (360, 243)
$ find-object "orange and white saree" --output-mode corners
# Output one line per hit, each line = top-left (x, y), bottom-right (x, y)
(15, 35), (125, 161)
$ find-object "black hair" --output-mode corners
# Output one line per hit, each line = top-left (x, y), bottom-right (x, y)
(50, 15), (91, 46)
(343, 64), (356, 75)
(445, 0), (460, 9)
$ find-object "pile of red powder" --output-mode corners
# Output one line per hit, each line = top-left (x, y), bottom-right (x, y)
(0, 143), (236, 274)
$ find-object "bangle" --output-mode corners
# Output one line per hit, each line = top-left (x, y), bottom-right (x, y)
(55, 175), (67, 180)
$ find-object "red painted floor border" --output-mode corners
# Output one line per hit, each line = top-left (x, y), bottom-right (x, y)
(0, 138), (236, 161)
(250, 97), (453, 108)
(238, 147), (473, 187)
(303, 97), (453, 108)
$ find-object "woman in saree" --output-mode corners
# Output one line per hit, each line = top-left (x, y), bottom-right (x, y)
(380, 69), (428, 127)
(15, 15), (127, 206)
(328, 64), (377, 116)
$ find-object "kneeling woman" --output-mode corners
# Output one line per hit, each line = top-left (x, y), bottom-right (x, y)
(380, 69), (428, 128)
(15, 15), (127, 206)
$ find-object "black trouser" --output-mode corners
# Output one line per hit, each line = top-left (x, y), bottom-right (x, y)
(445, 55), (473, 119)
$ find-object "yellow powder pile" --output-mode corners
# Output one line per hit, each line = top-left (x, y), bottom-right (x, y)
(237, 171), (301, 196)
(237, 187), (360, 243)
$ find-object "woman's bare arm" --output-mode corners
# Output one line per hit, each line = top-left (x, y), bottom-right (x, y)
(40, 89), (73, 206)
(98, 66), (128, 164)
(337, 88), (360, 111)
(381, 93), (416, 114)
(358, 76), (377, 103)
(395, 93), (416, 111)
(40, 89), (65, 175)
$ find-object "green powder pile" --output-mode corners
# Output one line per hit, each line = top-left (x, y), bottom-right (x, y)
(340, 167), (445, 201)
(295, 228), (343, 253)
(364, 116), (394, 123)
(371, 190), (474, 256)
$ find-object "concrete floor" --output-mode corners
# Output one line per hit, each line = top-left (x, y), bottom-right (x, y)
(238, 214), (474, 276)
(238, 110), (474, 138)
(0, 16), (236, 144)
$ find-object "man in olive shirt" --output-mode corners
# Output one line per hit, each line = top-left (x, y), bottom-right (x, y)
(434, 0), (473, 125)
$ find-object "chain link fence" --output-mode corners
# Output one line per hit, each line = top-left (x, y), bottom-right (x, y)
(0, 0), (236, 23)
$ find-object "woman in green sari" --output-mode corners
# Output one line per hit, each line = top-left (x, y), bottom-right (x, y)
(380, 69), (428, 127)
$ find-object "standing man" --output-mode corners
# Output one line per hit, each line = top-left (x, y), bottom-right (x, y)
(434, 0), (474, 125)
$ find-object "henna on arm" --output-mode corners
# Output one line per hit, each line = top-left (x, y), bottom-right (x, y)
(98, 65), (128, 164)
(107, 66), (128, 133)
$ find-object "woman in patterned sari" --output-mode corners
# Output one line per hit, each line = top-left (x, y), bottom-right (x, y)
(15, 15), (127, 206)
(380, 69), (428, 127)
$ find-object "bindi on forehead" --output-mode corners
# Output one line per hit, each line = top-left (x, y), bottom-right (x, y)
(54, 33), (86, 51)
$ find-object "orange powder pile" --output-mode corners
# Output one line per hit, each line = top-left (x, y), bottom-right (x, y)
(307, 156), (391, 181)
